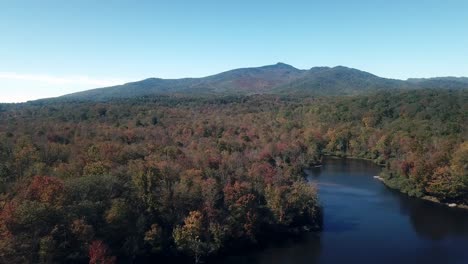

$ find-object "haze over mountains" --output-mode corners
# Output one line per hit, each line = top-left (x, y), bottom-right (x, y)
(61, 63), (468, 100)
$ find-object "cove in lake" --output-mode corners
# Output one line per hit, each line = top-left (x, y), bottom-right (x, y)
(222, 158), (468, 264)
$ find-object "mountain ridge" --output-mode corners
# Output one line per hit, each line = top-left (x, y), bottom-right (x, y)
(61, 63), (468, 100)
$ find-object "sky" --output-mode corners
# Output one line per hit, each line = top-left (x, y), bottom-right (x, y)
(1, 0), (467, 103)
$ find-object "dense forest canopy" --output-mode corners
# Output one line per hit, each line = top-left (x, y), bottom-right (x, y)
(0, 89), (467, 263)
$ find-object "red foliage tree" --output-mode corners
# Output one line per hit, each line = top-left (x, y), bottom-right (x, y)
(88, 240), (116, 264)
(25, 176), (65, 205)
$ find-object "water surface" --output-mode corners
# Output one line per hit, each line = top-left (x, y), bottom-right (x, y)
(224, 158), (468, 264)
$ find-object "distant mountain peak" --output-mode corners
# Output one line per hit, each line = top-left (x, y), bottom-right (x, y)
(275, 62), (291, 67)
(261, 62), (298, 70)
(60, 63), (468, 101)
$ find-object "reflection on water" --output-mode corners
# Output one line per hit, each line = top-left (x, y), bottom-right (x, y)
(220, 233), (322, 264)
(397, 192), (468, 240)
(222, 157), (468, 264)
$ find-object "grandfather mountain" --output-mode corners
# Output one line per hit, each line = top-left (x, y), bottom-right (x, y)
(62, 63), (468, 100)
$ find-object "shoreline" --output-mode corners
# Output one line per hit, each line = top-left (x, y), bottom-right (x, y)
(316, 155), (467, 211)
(372, 175), (468, 211)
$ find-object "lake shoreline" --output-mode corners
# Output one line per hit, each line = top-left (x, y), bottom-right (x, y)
(317, 155), (468, 211)
(373, 175), (468, 211)
(223, 157), (468, 263)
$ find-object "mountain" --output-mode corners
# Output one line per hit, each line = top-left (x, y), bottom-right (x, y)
(272, 66), (406, 95)
(408, 77), (468, 83)
(61, 63), (468, 100)
(407, 77), (468, 89)
(63, 63), (305, 100)
(196, 63), (304, 93)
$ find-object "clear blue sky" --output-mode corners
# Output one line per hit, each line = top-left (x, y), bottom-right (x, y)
(1, 0), (467, 102)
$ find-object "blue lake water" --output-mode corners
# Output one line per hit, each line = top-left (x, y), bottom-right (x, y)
(223, 158), (468, 264)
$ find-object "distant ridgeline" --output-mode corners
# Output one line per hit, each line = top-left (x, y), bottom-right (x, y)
(54, 63), (468, 101)
(0, 69), (467, 263)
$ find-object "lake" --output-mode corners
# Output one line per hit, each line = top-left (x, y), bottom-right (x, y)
(223, 157), (468, 264)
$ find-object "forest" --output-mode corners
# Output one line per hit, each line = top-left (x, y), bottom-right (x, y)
(0, 89), (467, 263)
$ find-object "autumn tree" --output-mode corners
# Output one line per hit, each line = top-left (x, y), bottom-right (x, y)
(89, 240), (116, 264)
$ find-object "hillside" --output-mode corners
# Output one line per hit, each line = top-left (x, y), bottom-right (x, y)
(408, 77), (468, 90)
(62, 63), (306, 100)
(272, 66), (406, 95)
(60, 63), (468, 101)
